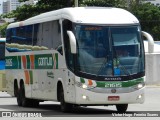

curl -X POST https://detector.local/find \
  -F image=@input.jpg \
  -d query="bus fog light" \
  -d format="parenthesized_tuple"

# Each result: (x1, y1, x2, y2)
(82, 95, 89, 100)
(137, 94, 142, 99)
(82, 95, 87, 99)
(137, 84, 143, 89)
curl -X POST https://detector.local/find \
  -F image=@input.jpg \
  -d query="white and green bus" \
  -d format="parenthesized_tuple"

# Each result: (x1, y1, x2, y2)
(5, 7, 152, 112)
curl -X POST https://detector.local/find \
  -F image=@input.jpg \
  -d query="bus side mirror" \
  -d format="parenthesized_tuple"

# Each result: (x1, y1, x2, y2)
(141, 31, 154, 53)
(67, 31, 77, 54)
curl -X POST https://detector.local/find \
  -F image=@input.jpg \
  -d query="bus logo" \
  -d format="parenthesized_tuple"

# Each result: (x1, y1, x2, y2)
(6, 59, 12, 66)
(38, 57, 52, 66)
(47, 71, 54, 79)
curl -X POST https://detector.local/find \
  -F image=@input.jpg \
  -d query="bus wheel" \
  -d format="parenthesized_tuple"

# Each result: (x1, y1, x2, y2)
(14, 81, 18, 97)
(17, 89, 22, 106)
(116, 104, 128, 113)
(60, 86, 73, 112)
(17, 84, 30, 107)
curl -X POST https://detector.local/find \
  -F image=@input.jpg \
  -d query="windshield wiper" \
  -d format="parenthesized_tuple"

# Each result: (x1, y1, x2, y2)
(96, 55, 110, 76)
(113, 47, 133, 79)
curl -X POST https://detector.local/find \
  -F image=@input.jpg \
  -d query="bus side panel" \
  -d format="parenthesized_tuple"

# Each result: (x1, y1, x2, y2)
(62, 69, 76, 103)
(0, 70, 6, 91)
(26, 51, 74, 102)
(6, 70, 14, 96)
(31, 69, 59, 100)
(6, 69, 32, 98)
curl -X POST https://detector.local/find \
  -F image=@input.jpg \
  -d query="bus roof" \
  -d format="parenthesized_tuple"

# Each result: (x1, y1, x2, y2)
(0, 38, 6, 42)
(7, 7, 139, 29)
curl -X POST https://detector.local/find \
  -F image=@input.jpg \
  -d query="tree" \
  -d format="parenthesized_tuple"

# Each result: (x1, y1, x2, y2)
(80, 0, 126, 7)
(1, 0, 126, 21)
(1, 0, 74, 21)
(2, 0, 160, 41)
(130, 3, 160, 41)
(0, 23, 9, 37)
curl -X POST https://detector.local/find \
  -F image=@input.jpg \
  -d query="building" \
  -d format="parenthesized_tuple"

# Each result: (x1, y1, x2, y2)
(2, 1, 10, 14)
(2, 0, 20, 14)
(2, 0, 38, 14)
(9, 0, 20, 11)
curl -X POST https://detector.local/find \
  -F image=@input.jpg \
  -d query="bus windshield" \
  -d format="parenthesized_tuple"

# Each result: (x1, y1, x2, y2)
(74, 25, 145, 78)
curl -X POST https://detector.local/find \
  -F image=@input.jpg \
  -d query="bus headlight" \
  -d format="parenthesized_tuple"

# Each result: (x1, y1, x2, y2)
(135, 83, 145, 90)
(137, 83, 143, 88)
(138, 94, 142, 99)
(82, 84, 88, 89)
(76, 81, 95, 90)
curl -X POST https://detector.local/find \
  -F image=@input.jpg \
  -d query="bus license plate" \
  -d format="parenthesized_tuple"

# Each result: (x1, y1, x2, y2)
(108, 96, 120, 101)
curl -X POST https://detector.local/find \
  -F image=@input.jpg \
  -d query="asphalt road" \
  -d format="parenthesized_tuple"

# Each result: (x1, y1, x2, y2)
(0, 86, 159, 119)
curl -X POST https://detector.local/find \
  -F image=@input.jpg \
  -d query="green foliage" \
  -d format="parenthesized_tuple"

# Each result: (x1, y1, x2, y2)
(2, 0, 125, 21)
(0, 23, 9, 37)
(1, 0, 74, 21)
(1, 5, 38, 21)
(130, 3, 160, 41)
(81, 0, 125, 7)
(36, 0, 74, 12)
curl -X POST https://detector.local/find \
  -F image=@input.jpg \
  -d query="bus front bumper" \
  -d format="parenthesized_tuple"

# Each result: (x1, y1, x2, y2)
(75, 86, 145, 105)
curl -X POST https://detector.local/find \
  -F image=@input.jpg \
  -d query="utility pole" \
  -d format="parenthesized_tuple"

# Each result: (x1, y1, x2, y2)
(127, 0, 130, 9)
(75, 0, 78, 7)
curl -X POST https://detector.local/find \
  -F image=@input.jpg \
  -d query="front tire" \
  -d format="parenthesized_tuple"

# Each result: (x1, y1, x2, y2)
(60, 86, 73, 112)
(116, 104, 128, 113)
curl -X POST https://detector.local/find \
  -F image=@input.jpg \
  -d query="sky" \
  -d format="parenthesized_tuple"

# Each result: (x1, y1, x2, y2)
(0, 0, 7, 14)
(0, 0, 4, 14)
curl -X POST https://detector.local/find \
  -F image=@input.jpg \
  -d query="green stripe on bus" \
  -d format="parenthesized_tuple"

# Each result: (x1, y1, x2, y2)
(6, 53, 59, 70)
(18, 56, 21, 69)
(26, 55, 30, 69)
(55, 53, 58, 69)
(96, 78, 144, 88)
(80, 77, 85, 83)
(5, 56, 19, 69)
(35, 54, 53, 69)
(29, 71, 33, 84)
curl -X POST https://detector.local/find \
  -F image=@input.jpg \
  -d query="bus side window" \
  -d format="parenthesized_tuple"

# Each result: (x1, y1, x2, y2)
(33, 24, 39, 46)
(9, 25, 33, 45)
(33, 21, 62, 51)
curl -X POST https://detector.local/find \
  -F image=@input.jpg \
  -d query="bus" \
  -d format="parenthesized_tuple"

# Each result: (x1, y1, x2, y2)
(5, 7, 152, 112)
(0, 38, 6, 91)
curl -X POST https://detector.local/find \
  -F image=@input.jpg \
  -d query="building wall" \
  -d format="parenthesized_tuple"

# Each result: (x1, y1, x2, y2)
(145, 53, 160, 85)
(9, 0, 20, 11)
(2, 1, 9, 14)
(2, 0, 20, 14)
